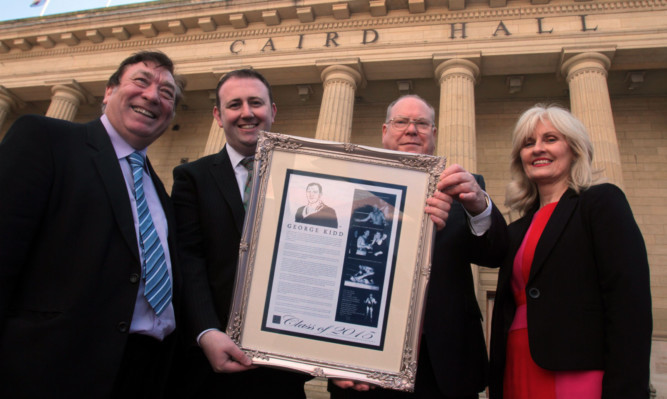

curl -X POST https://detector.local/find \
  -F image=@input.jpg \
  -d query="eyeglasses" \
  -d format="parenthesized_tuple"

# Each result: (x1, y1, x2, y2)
(387, 117, 434, 133)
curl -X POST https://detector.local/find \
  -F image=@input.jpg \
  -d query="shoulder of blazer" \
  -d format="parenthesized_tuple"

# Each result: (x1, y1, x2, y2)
(84, 119, 115, 150)
(175, 146, 245, 232)
(578, 183, 624, 205)
(174, 146, 230, 175)
(8, 114, 83, 143)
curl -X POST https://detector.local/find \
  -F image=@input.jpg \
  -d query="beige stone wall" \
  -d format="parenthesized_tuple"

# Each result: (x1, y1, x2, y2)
(149, 107, 211, 190)
(614, 96, 667, 336)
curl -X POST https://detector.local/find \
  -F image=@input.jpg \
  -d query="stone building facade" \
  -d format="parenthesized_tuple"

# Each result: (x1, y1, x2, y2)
(1, 0, 666, 395)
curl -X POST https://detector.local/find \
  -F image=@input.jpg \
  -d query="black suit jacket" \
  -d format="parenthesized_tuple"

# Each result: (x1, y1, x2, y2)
(171, 145, 308, 397)
(420, 175, 508, 396)
(489, 184, 652, 399)
(0, 115, 181, 398)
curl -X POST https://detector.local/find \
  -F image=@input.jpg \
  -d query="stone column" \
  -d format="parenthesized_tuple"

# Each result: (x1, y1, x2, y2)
(46, 84, 87, 121)
(315, 64, 362, 142)
(561, 52, 624, 189)
(203, 119, 226, 157)
(0, 89, 16, 131)
(434, 57, 481, 298)
(434, 58, 480, 172)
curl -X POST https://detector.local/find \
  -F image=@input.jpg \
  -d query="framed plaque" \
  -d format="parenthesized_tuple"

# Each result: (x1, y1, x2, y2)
(227, 132, 446, 391)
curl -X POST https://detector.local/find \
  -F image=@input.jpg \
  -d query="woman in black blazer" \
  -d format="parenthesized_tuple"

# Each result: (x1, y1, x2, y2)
(489, 104, 652, 399)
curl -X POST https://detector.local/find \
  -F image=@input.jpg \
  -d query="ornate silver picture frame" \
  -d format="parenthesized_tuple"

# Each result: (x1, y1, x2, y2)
(227, 132, 446, 391)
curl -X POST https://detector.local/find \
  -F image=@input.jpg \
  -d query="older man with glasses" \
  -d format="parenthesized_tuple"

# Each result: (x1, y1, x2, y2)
(329, 94, 508, 399)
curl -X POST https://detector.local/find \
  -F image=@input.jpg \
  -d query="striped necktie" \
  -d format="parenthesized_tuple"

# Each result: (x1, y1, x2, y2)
(128, 152, 172, 316)
(241, 157, 254, 211)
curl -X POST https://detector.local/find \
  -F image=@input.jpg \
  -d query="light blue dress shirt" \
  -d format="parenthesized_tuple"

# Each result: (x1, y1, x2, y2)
(101, 115, 176, 341)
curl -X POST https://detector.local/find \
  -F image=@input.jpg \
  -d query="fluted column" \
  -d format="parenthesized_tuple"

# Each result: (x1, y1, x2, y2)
(203, 119, 226, 156)
(561, 52, 624, 189)
(46, 84, 87, 121)
(434, 59, 480, 172)
(315, 65, 362, 142)
(434, 58, 481, 298)
(0, 89, 16, 131)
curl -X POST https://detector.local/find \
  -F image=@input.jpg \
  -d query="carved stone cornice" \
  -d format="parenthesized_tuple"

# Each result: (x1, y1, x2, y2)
(0, 0, 665, 60)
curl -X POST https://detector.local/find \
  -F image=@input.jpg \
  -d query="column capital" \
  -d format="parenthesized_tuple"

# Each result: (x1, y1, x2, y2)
(46, 81, 94, 121)
(561, 52, 612, 81)
(434, 57, 480, 85)
(316, 58, 365, 89)
(203, 119, 226, 157)
(48, 80, 95, 105)
(0, 86, 25, 111)
(315, 60, 361, 142)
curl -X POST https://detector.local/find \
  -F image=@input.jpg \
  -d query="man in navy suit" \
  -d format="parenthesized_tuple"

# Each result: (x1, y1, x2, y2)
(170, 69, 310, 397)
(329, 95, 508, 399)
(0, 51, 184, 398)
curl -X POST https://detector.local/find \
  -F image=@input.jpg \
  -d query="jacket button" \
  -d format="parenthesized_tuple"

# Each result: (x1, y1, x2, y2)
(528, 287, 540, 299)
(129, 273, 140, 284)
(117, 322, 128, 333)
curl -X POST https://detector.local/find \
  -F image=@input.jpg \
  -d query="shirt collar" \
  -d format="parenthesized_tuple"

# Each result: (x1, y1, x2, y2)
(101, 114, 147, 161)
(225, 143, 250, 169)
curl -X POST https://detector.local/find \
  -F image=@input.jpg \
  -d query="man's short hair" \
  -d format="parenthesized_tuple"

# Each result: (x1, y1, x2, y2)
(215, 69, 274, 110)
(307, 182, 323, 193)
(106, 51, 185, 106)
(385, 94, 436, 123)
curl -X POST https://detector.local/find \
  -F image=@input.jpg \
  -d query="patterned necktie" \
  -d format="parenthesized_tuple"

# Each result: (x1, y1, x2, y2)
(128, 152, 172, 316)
(241, 157, 254, 211)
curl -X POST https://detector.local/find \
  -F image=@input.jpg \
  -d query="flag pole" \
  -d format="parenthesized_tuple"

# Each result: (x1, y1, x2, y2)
(39, 0, 52, 17)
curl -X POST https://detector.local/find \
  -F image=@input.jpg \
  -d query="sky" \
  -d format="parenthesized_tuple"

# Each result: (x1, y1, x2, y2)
(1, 0, 159, 22)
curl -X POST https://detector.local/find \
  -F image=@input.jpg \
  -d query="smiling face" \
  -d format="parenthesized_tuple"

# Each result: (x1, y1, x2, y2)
(103, 61, 176, 150)
(382, 97, 436, 155)
(214, 76, 276, 157)
(520, 120, 575, 192)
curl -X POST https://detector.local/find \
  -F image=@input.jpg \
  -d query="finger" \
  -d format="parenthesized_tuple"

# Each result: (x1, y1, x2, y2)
(458, 191, 477, 202)
(440, 163, 464, 179)
(331, 379, 356, 389)
(430, 214, 446, 231)
(352, 383, 372, 391)
(429, 190, 453, 203)
(227, 346, 252, 367)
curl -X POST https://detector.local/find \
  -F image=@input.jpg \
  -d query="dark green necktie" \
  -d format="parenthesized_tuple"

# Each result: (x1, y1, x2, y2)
(241, 157, 254, 211)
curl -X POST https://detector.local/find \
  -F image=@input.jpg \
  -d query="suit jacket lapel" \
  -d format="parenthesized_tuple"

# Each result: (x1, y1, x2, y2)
(210, 146, 245, 234)
(528, 189, 578, 281)
(87, 119, 141, 263)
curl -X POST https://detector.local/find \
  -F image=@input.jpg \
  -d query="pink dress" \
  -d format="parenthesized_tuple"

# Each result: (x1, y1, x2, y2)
(504, 202, 604, 399)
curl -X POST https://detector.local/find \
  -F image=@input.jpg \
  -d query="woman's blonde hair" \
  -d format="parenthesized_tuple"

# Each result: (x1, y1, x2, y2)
(505, 104, 597, 215)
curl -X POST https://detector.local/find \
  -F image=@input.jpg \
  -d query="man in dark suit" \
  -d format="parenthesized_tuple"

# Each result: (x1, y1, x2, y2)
(0, 51, 184, 398)
(329, 95, 508, 398)
(170, 69, 310, 397)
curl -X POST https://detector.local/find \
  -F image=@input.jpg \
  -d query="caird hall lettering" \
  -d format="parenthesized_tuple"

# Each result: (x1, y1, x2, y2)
(228, 15, 598, 54)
